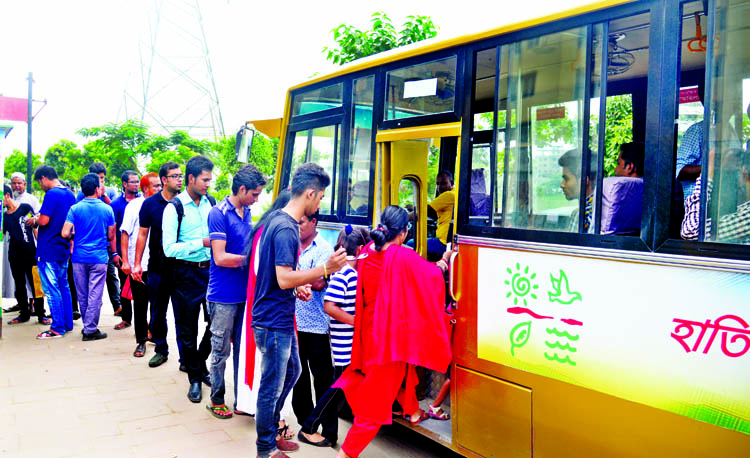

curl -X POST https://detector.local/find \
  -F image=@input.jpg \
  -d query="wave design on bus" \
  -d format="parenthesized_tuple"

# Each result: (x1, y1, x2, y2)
(545, 328, 580, 341)
(545, 341, 578, 352)
(543, 352, 577, 366)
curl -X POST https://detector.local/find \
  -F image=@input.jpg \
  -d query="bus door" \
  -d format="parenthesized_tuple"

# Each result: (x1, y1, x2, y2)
(376, 122, 460, 260)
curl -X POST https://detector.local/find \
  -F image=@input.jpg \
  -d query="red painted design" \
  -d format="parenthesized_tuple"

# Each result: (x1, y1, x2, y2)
(507, 307, 553, 320)
(561, 318, 583, 326)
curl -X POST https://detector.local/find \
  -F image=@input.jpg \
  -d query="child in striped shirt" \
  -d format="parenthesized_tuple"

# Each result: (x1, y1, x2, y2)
(298, 225, 370, 447)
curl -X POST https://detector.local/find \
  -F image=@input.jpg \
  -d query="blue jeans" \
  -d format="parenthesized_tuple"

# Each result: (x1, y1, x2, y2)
(37, 260, 74, 335)
(253, 326, 301, 457)
(208, 301, 245, 406)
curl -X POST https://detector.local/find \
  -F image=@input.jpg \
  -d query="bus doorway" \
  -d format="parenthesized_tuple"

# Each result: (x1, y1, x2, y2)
(378, 124, 459, 261)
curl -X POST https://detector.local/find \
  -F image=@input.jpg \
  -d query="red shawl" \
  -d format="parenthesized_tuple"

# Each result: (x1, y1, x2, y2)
(349, 242, 452, 373)
(243, 228, 263, 387)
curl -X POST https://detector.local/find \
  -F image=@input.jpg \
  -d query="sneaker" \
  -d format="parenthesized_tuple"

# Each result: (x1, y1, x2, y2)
(149, 353, 168, 368)
(276, 438, 299, 452)
(3, 304, 21, 313)
(82, 330, 108, 341)
(37, 329, 64, 339)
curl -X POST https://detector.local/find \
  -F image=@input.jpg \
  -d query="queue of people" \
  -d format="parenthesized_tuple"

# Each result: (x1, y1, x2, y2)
(2, 158, 454, 458)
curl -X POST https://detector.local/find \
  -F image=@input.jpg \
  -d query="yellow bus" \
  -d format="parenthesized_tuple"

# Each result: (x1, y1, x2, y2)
(244, 0, 750, 455)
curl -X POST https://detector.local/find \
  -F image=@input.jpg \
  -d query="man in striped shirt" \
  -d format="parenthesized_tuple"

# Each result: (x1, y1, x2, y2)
(298, 226, 369, 448)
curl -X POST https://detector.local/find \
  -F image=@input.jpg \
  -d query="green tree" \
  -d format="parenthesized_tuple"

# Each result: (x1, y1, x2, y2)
(325, 12, 438, 65)
(4, 149, 43, 192)
(44, 140, 88, 185)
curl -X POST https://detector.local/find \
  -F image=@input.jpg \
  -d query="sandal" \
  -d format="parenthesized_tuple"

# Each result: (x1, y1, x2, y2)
(114, 321, 131, 330)
(277, 421, 295, 440)
(233, 408, 254, 417)
(38, 317, 52, 325)
(133, 344, 146, 358)
(428, 405, 450, 420)
(8, 317, 30, 325)
(403, 409, 430, 426)
(206, 403, 233, 419)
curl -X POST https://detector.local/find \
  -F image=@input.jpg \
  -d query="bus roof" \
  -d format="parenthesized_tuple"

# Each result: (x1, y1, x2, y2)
(289, 0, 634, 93)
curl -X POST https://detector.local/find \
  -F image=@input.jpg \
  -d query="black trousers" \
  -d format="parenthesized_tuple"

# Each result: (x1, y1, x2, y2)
(300, 364, 347, 443)
(173, 263, 211, 384)
(131, 272, 149, 344)
(67, 260, 78, 313)
(8, 252, 45, 320)
(117, 268, 133, 323)
(292, 331, 336, 439)
(105, 257, 122, 312)
(148, 268, 182, 358)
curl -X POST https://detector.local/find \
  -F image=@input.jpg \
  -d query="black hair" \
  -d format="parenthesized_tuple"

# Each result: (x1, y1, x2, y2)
(88, 162, 107, 175)
(558, 149, 596, 181)
(290, 163, 330, 197)
(301, 210, 320, 225)
(437, 170, 454, 183)
(370, 205, 409, 251)
(159, 161, 181, 183)
(3, 185, 12, 197)
(619, 142, 645, 177)
(33, 165, 58, 181)
(232, 164, 267, 195)
(243, 189, 292, 262)
(81, 173, 100, 197)
(185, 155, 214, 183)
(121, 170, 138, 184)
(335, 226, 372, 256)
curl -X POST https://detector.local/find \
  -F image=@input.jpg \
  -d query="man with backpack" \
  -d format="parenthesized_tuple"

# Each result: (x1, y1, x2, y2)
(162, 155, 215, 403)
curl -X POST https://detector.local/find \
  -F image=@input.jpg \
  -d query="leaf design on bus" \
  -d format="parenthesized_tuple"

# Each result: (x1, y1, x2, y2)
(510, 321, 532, 356)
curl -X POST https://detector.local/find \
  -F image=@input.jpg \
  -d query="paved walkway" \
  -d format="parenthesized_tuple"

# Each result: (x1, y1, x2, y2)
(0, 297, 456, 458)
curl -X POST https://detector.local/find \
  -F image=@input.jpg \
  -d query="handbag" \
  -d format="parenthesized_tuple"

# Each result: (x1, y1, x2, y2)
(121, 275, 133, 300)
(31, 266, 45, 298)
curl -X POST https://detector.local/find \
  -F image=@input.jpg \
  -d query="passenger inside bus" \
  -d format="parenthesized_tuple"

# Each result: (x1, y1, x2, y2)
(675, 81, 706, 202)
(558, 149, 595, 233)
(407, 170, 455, 258)
(600, 142, 645, 235)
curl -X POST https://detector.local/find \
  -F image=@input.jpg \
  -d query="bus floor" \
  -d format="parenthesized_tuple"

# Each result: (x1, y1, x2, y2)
(0, 296, 459, 457)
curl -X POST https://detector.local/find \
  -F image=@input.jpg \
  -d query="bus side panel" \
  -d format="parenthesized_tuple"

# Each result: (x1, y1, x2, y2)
(453, 242, 750, 458)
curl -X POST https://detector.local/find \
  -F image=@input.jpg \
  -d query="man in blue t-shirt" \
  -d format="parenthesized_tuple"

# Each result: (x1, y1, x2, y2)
(76, 162, 123, 318)
(252, 163, 346, 458)
(29, 165, 77, 339)
(63, 173, 117, 341)
(205, 164, 266, 419)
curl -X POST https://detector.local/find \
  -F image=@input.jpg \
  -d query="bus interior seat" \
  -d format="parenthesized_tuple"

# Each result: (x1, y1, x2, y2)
(601, 176, 644, 235)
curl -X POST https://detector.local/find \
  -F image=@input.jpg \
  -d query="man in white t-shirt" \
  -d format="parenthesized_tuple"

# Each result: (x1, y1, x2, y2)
(120, 173, 162, 358)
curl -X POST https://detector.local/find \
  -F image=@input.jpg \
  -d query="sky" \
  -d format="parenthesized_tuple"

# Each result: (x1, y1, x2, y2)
(0, 0, 593, 159)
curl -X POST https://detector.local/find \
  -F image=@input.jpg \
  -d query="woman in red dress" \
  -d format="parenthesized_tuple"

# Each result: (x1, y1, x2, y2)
(334, 205, 452, 458)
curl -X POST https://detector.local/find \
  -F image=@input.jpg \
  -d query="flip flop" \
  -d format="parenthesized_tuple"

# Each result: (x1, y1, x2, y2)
(233, 408, 254, 417)
(8, 317, 30, 325)
(428, 405, 450, 420)
(206, 403, 233, 419)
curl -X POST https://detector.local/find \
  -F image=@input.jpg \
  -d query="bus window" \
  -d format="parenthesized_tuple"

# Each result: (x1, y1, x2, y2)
(398, 178, 419, 246)
(684, 0, 750, 244)
(292, 83, 343, 117)
(347, 76, 374, 217)
(385, 56, 457, 120)
(501, 26, 590, 232)
(290, 124, 342, 215)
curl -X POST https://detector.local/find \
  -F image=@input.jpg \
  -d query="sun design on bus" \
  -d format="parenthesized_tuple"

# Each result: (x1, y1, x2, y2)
(505, 263, 539, 306)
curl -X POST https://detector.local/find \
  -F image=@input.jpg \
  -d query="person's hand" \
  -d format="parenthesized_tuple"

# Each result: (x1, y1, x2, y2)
(121, 260, 132, 275)
(708, 148, 716, 180)
(24, 216, 36, 227)
(325, 247, 347, 274)
(203, 237, 210, 247)
(113, 253, 122, 268)
(296, 285, 312, 301)
(132, 263, 143, 283)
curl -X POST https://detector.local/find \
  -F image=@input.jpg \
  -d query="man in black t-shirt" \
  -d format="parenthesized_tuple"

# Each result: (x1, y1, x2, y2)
(133, 161, 185, 368)
(253, 163, 346, 458)
(3, 185, 46, 323)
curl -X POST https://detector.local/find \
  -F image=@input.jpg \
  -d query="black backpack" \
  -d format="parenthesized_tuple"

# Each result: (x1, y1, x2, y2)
(168, 194, 217, 243)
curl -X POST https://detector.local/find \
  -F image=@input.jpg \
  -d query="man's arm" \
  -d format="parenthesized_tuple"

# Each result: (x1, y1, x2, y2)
(276, 247, 346, 290)
(26, 213, 50, 227)
(108, 225, 116, 253)
(121, 230, 132, 275)
(62, 221, 74, 239)
(677, 165, 702, 181)
(162, 203, 206, 259)
(132, 227, 149, 282)
(210, 239, 246, 267)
